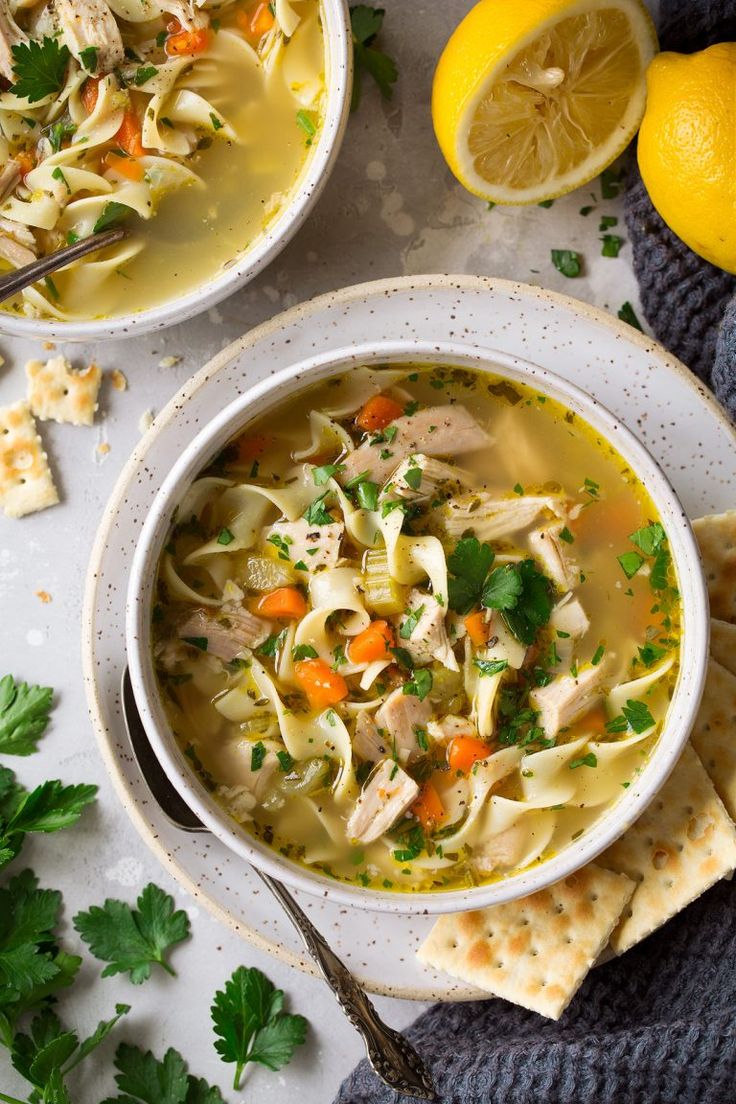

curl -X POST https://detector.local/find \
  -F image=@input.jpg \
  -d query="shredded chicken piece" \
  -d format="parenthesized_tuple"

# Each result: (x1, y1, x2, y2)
(0, 162, 20, 204)
(53, 0, 124, 73)
(427, 714, 476, 742)
(385, 453, 475, 503)
(528, 523, 580, 590)
(530, 664, 605, 737)
(346, 758, 419, 844)
(0, 1, 25, 80)
(375, 686, 432, 762)
(341, 405, 490, 485)
(178, 604, 271, 661)
(0, 233, 35, 267)
(397, 589, 458, 672)
(265, 517, 343, 572)
(442, 493, 567, 541)
(472, 823, 528, 875)
(352, 710, 389, 762)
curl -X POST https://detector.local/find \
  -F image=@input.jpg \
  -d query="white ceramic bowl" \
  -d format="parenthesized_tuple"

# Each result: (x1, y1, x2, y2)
(1, 0, 352, 343)
(126, 339, 709, 915)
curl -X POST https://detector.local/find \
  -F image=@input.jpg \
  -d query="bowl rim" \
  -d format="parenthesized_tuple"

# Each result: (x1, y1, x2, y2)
(0, 0, 353, 342)
(126, 337, 709, 915)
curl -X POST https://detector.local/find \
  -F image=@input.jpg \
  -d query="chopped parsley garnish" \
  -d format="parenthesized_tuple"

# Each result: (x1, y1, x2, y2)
(392, 824, 425, 863)
(257, 629, 287, 658)
(134, 64, 158, 85)
(583, 477, 600, 498)
(267, 533, 291, 560)
(332, 644, 346, 667)
(404, 467, 422, 491)
(356, 479, 379, 510)
(52, 166, 70, 193)
(93, 201, 134, 233)
(569, 752, 597, 769)
(390, 645, 414, 670)
(606, 698, 656, 735)
(182, 636, 208, 652)
(350, 4, 398, 111)
(79, 45, 98, 71)
(551, 249, 582, 278)
(400, 604, 424, 640)
(558, 526, 574, 544)
(217, 527, 234, 545)
(404, 400, 419, 416)
(251, 742, 267, 770)
(473, 658, 508, 677)
(292, 644, 318, 661)
(295, 108, 316, 138)
(591, 644, 606, 665)
(49, 120, 76, 152)
(601, 235, 623, 258)
(538, 199, 554, 208)
(482, 564, 523, 610)
(44, 275, 59, 301)
(638, 642, 667, 668)
(414, 725, 429, 751)
(629, 523, 665, 555)
(313, 462, 344, 485)
(446, 536, 495, 615)
(303, 493, 333, 525)
(294, 559, 308, 571)
(618, 551, 644, 579)
(600, 166, 623, 199)
(513, 483, 524, 495)
(277, 750, 294, 772)
(650, 546, 671, 590)
(495, 560, 553, 645)
(618, 301, 643, 331)
(402, 668, 432, 701)
(10, 36, 70, 102)
(599, 215, 618, 230)
(579, 205, 594, 216)
(210, 111, 224, 130)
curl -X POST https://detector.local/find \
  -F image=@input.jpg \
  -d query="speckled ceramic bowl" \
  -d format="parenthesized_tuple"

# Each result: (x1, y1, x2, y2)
(0, 0, 352, 342)
(126, 336, 709, 915)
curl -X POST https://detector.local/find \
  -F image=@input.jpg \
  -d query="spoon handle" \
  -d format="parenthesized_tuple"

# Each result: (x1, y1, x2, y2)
(0, 228, 127, 301)
(258, 870, 437, 1101)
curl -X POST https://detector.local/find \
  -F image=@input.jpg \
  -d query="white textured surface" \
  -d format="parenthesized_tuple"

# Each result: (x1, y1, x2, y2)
(0, 1, 673, 1099)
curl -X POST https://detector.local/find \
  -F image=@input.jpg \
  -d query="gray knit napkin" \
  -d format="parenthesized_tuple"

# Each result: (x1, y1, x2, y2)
(334, 4, 736, 1102)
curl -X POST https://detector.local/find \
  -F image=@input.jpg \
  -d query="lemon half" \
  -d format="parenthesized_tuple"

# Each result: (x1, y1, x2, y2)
(432, 0, 658, 204)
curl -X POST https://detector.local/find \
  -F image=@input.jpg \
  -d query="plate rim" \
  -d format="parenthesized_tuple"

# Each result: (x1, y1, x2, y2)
(81, 272, 735, 1002)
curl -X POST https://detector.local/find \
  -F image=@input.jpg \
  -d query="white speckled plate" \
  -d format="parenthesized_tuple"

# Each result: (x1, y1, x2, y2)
(82, 274, 736, 1002)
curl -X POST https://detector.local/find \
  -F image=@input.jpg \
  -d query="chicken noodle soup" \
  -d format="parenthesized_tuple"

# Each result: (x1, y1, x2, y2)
(152, 364, 682, 893)
(0, 0, 324, 320)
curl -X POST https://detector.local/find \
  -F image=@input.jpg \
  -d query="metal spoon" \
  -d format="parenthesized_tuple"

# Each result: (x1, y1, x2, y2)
(121, 668, 437, 1101)
(0, 228, 128, 301)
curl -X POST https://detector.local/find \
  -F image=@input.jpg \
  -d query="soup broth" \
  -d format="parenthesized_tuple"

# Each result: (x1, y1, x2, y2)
(0, 0, 325, 321)
(152, 364, 682, 894)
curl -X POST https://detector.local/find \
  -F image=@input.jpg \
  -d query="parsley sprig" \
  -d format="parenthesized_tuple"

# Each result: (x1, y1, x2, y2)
(0, 767, 97, 872)
(211, 965, 308, 1090)
(103, 1042, 226, 1103)
(73, 883, 190, 984)
(10, 37, 70, 103)
(0, 676, 52, 757)
(349, 5, 398, 111)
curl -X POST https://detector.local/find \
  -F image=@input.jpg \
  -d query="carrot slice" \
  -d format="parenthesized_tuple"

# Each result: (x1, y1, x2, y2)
(348, 620, 395, 664)
(411, 782, 444, 831)
(355, 394, 404, 433)
(294, 658, 349, 710)
(14, 150, 35, 177)
(81, 77, 100, 114)
(104, 151, 144, 181)
(165, 20, 211, 56)
(257, 587, 307, 619)
(447, 735, 493, 774)
(115, 110, 145, 157)
(237, 1, 275, 44)
(464, 610, 490, 647)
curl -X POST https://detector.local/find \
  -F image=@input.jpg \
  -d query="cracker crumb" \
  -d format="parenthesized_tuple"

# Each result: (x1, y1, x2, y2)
(35, 590, 52, 604)
(43, 341, 56, 351)
(110, 369, 128, 392)
(96, 442, 111, 456)
(139, 409, 154, 434)
(158, 355, 181, 369)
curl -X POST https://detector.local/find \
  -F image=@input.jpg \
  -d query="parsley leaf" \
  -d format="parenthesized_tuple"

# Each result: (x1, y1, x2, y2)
(356, 480, 379, 510)
(134, 64, 158, 85)
(0, 775, 97, 872)
(211, 965, 307, 1090)
(473, 658, 508, 677)
(629, 523, 665, 556)
(650, 546, 671, 591)
(399, 604, 424, 640)
(601, 233, 623, 257)
(447, 537, 494, 614)
(10, 37, 70, 103)
(498, 560, 553, 645)
(79, 45, 98, 72)
(551, 249, 582, 277)
(303, 493, 333, 526)
(93, 201, 134, 234)
(481, 564, 523, 611)
(569, 752, 597, 769)
(0, 675, 52, 756)
(402, 668, 432, 701)
(105, 1042, 226, 1103)
(250, 742, 266, 771)
(350, 4, 397, 111)
(617, 550, 643, 579)
(638, 643, 667, 668)
(312, 463, 343, 485)
(618, 301, 643, 331)
(291, 644, 318, 661)
(73, 883, 190, 984)
(606, 698, 656, 735)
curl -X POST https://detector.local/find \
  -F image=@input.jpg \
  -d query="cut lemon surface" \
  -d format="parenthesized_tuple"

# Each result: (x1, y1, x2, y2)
(432, 0, 658, 204)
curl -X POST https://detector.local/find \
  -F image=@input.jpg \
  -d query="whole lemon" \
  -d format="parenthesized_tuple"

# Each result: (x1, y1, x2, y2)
(638, 43, 736, 273)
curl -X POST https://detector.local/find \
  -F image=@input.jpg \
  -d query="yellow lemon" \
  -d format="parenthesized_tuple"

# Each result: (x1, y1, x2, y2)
(638, 44, 736, 273)
(432, 0, 657, 204)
